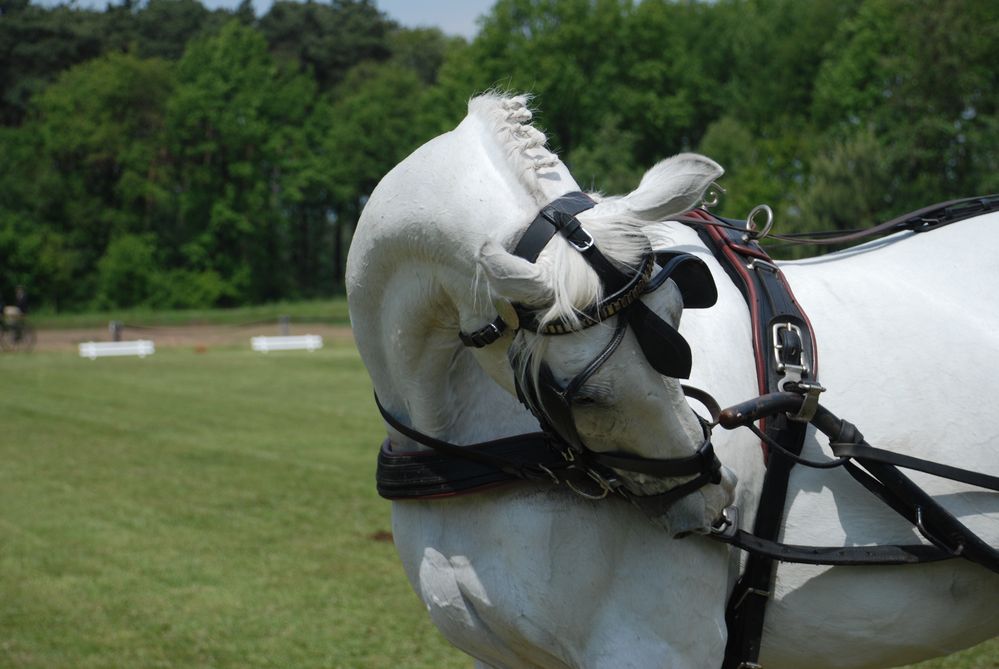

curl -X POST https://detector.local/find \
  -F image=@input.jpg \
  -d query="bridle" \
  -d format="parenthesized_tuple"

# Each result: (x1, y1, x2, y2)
(459, 191, 724, 505)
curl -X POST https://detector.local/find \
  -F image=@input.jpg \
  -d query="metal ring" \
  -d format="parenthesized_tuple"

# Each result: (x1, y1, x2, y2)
(564, 467, 614, 500)
(745, 204, 774, 240)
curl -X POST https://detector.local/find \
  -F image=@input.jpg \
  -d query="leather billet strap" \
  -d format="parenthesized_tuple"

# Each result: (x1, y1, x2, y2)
(374, 392, 557, 481)
(713, 525, 952, 566)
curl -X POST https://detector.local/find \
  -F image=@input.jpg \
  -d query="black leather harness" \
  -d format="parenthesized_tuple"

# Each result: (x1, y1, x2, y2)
(681, 204, 999, 669)
(372, 193, 999, 669)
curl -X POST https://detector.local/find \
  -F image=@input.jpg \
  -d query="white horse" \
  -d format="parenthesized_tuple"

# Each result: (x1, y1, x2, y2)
(346, 94, 999, 668)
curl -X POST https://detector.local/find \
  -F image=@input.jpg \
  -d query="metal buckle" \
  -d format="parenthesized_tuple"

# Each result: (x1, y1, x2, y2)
(568, 228, 594, 252)
(733, 587, 772, 611)
(747, 258, 779, 272)
(772, 322, 808, 388)
(536, 463, 562, 486)
(472, 322, 501, 347)
(565, 466, 619, 500)
(915, 506, 964, 556)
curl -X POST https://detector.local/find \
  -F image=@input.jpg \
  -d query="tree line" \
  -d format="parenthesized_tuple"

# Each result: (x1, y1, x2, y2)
(1, 0, 996, 312)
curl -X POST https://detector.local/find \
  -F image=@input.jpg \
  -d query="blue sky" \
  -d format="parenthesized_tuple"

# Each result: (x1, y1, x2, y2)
(36, 0, 497, 39)
(360, 0, 495, 38)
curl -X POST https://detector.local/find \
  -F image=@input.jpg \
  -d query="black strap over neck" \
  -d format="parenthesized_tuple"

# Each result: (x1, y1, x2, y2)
(460, 191, 621, 348)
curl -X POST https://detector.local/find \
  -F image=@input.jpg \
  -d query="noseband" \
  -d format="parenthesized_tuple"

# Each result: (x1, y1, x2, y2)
(460, 192, 722, 503)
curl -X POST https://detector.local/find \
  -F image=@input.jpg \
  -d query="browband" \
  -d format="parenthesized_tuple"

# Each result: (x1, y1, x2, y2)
(517, 254, 656, 334)
(459, 192, 717, 351)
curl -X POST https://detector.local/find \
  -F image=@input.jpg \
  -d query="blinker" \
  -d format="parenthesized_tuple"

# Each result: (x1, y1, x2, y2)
(651, 251, 717, 310)
(627, 301, 693, 379)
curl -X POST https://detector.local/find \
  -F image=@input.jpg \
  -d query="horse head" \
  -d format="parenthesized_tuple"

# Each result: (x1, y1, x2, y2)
(474, 152, 737, 536)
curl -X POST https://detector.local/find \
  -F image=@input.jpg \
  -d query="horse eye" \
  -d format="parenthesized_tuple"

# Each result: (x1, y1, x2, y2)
(572, 394, 599, 407)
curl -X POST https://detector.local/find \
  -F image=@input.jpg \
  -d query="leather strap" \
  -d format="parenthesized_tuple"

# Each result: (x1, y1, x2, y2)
(685, 208, 818, 669)
(375, 393, 561, 481)
(831, 442, 999, 491)
(768, 193, 999, 245)
(513, 191, 598, 261)
(715, 527, 952, 566)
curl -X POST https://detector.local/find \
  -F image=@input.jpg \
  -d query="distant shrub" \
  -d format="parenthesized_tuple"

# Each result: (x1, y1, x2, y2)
(95, 234, 158, 309)
(150, 269, 234, 309)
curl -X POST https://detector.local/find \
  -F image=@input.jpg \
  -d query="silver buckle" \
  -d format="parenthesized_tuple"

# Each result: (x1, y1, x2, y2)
(734, 587, 772, 611)
(568, 228, 594, 252)
(772, 322, 808, 389)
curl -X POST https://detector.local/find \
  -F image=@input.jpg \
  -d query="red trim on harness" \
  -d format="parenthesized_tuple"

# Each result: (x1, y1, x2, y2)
(684, 209, 819, 461)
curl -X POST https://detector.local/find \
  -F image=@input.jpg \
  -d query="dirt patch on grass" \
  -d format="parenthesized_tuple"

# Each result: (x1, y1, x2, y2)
(35, 323, 354, 353)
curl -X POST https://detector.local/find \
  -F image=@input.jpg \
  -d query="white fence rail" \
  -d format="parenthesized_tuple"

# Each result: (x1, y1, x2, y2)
(251, 334, 323, 353)
(79, 340, 155, 360)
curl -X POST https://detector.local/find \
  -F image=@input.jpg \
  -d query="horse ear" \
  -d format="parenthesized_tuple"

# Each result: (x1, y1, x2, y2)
(477, 241, 554, 307)
(619, 153, 723, 221)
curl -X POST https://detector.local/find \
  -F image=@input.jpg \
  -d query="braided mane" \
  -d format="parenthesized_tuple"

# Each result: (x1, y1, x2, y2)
(468, 93, 651, 330)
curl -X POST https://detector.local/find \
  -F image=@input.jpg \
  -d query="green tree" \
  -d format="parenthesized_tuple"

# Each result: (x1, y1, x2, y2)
(0, 1, 112, 125)
(167, 20, 319, 303)
(258, 0, 396, 92)
(794, 127, 892, 236)
(1, 52, 175, 308)
(813, 0, 999, 212)
(317, 61, 441, 281)
(95, 233, 158, 308)
(132, 0, 229, 60)
(430, 0, 631, 156)
(388, 27, 460, 85)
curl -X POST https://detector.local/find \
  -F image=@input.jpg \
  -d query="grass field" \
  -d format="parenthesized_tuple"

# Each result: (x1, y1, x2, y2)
(28, 298, 350, 330)
(1, 339, 996, 668)
(1, 341, 466, 668)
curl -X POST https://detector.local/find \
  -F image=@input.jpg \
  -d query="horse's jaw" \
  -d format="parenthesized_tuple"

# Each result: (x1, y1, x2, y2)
(654, 465, 737, 538)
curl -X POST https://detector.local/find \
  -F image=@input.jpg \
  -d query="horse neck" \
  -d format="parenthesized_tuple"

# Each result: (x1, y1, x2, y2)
(347, 106, 587, 446)
(348, 235, 537, 447)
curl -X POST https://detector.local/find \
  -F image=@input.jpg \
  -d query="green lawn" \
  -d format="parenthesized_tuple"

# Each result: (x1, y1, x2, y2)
(28, 298, 350, 330)
(0, 342, 995, 668)
(1, 342, 465, 668)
